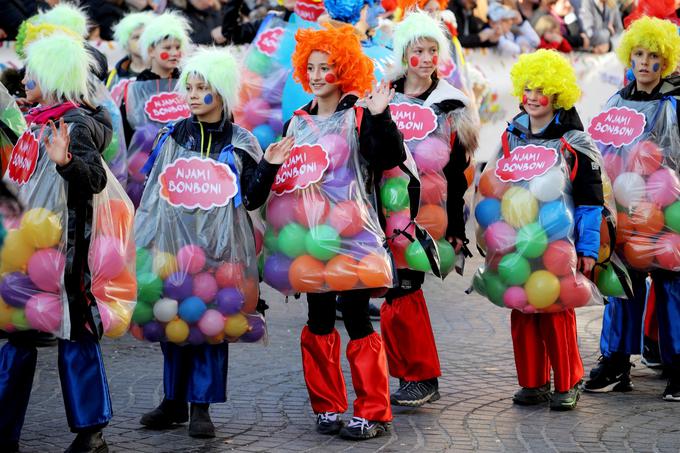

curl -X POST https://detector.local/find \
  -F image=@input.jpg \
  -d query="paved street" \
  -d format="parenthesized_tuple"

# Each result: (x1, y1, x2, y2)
(8, 254, 680, 452)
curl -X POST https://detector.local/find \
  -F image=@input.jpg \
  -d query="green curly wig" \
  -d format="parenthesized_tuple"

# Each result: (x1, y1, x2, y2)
(617, 16, 680, 78)
(14, 15, 40, 60)
(113, 11, 155, 50)
(139, 11, 191, 63)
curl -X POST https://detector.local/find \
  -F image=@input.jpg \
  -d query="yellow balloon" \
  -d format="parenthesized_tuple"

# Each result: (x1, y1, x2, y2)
(224, 313, 249, 338)
(1, 229, 35, 272)
(103, 302, 132, 338)
(598, 243, 611, 263)
(153, 252, 178, 280)
(165, 318, 189, 343)
(0, 300, 12, 329)
(20, 208, 62, 248)
(501, 187, 538, 228)
(525, 270, 560, 309)
(602, 177, 612, 200)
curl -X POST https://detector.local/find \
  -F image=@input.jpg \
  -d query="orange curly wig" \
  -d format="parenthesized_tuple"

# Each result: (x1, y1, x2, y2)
(394, 0, 447, 20)
(292, 24, 374, 95)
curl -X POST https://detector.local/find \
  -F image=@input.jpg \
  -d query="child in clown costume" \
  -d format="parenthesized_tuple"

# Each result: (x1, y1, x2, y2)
(584, 17, 680, 400)
(107, 12, 155, 91)
(135, 47, 293, 438)
(380, 10, 478, 407)
(0, 33, 113, 453)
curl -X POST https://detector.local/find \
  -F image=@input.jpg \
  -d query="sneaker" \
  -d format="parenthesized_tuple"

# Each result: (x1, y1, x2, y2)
(64, 430, 108, 453)
(189, 403, 215, 438)
(391, 379, 440, 407)
(584, 355, 633, 393)
(339, 417, 390, 440)
(368, 302, 381, 321)
(550, 384, 581, 411)
(512, 383, 551, 405)
(663, 375, 680, 401)
(140, 399, 189, 429)
(316, 411, 343, 435)
(641, 337, 663, 369)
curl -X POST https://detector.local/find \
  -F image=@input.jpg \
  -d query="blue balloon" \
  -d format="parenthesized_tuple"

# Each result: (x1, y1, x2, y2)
(252, 124, 277, 149)
(178, 296, 207, 323)
(282, 71, 313, 123)
(475, 198, 501, 228)
(539, 200, 574, 240)
(362, 41, 393, 82)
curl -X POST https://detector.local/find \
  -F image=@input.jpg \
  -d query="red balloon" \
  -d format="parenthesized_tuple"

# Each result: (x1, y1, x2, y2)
(623, 234, 655, 270)
(559, 273, 592, 309)
(293, 191, 330, 228)
(479, 170, 509, 199)
(216, 262, 245, 288)
(656, 233, 680, 270)
(421, 173, 446, 204)
(329, 201, 364, 237)
(626, 140, 663, 175)
(543, 240, 577, 276)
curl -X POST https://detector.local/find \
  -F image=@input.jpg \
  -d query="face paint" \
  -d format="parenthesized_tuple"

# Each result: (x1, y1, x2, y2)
(409, 56, 419, 67)
(652, 63, 660, 73)
(26, 80, 36, 90)
(324, 73, 337, 84)
(631, 60, 636, 69)
(539, 95, 549, 106)
(522, 94, 528, 105)
(432, 55, 438, 66)
(160, 52, 170, 60)
(203, 94, 213, 105)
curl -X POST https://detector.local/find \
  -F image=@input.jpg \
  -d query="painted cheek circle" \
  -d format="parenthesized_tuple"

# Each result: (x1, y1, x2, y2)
(409, 56, 419, 67)
(631, 60, 636, 69)
(652, 63, 660, 73)
(203, 94, 213, 105)
(324, 73, 337, 84)
(539, 95, 549, 106)
(26, 80, 36, 90)
(522, 94, 528, 105)
(160, 52, 170, 60)
(432, 55, 438, 66)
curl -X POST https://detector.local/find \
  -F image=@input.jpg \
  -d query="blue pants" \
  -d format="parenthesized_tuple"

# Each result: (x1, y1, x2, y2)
(0, 337, 112, 443)
(161, 342, 229, 404)
(599, 270, 647, 357)
(652, 273, 680, 365)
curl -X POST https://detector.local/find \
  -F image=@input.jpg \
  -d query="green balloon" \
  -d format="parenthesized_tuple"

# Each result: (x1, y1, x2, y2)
(380, 177, 410, 212)
(246, 50, 272, 75)
(515, 223, 548, 258)
(483, 272, 507, 307)
(405, 241, 432, 272)
(258, 253, 264, 279)
(437, 239, 455, 274)
(11, 309, 29, 330)
(131, 301, 154, 325)
(472, 271, 487, 297)
(278, 223, 308, 258)
(665, 201, 680, 233)
(102, 133, 119, 162)
(264, 228, 278, 253)
(596, 264, 624, 297)
(498, 253, 531, 285)
(137, 272, 163, 304)
(136, 248, 152, 273)
(305, 225, 341, 261)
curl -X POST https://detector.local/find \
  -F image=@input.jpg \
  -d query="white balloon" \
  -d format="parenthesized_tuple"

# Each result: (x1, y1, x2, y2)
(529, 167, 565, 202)
(613, 172, 646, 208)
(153, 298, 178, 323)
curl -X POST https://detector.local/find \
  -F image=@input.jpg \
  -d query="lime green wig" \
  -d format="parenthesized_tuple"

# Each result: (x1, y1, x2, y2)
(617, 16, 680, 78)
(178, 47, 240, 114)
(113, 11, 155, 50)
(139, 11, 191, 63)
(15, 15, 41, 59)
(37, 2, 89, 37)
(510, 49, 580, 111)
(17, 22, 82, 60)
(25, 32, 94, 103)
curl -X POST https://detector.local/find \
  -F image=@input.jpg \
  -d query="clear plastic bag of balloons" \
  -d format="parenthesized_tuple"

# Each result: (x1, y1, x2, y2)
(132, 125, 265, 345)
(90, 78, 128, 187)
(124, 78, 190, 207)
(472, 130, 604, 313)
(0, 82, 27, 174)
(0, 122, 135, 339)
(590, 96, 680, 272)
(262, 108, 394, 294)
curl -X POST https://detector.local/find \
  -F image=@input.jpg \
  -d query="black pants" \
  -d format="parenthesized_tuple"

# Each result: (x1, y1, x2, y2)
(307, 290, 374, 340)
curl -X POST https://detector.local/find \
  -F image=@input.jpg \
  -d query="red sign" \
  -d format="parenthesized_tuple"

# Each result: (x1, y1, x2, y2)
(389, 103, 438, 142)
(159, 157, 238, 209)
(110, 79, 130, 106)
(588, 106, 646, 147)
(8, 130, 39, 185)
(255, 27, 284, 56)
(438, 58, 457, 79)
(494, 145, 558, 182)
(294, 0, 325, 21)
(145, 92, 191, 123)
(272, 144, 330, 195)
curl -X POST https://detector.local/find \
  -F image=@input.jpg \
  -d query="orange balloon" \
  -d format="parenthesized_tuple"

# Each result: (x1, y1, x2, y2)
(630, 202, 664, 236)
(478, 170, 509, 199)
(357, 253, 392, 288)
(240, 277, 260, 313)
(623, 234, 655, 270)
(464, 164, 475, 188)
(289, 255, 325, 292)
(96, 199, 134, 239)
(599, 217, 610, 247)
(616, 212, 634, 246)
(92, 268, 137, 303)
(325, 255, 359, 291)
(416, 204, 447, 240)
(240, 71, 263, 100)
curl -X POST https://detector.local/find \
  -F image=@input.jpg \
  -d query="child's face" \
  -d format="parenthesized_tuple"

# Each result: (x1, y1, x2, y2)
(128, 26, 144, 58)
(423, 0, 441, 16)
(150, 38, 182, 71)
(22, 73, 43, 104)
(630, 46, 665, 87)
(522, 87, 554, 118)
(306, 51, 340, 98)
(405, 38, 439, 80)
(185, 74, 222, 118)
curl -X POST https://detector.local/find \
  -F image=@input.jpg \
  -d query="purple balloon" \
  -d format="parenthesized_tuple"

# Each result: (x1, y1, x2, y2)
(263, 253, 292, 292)
(143, 321, 165, 342)
(267, 116, 283, 135)
(343, 230, 381, 260)
(322, 167, 353, 201)
(129, 123, 158, 155)
(215, 288, 244, 316)
(1, 273, 40, 308)
(127, 181, 144, 208)
(163, 272, 193, 301)
(187, 326, 205, 345)
(240, 316, 266, 343)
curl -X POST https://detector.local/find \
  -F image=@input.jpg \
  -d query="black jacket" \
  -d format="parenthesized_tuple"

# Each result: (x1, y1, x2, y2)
(618, 78, 680, 131)
(451, 2, 496, 48)
(0, 0, 39, 40)
(168, 2, 226, 45)
(221, 0, 293, 45)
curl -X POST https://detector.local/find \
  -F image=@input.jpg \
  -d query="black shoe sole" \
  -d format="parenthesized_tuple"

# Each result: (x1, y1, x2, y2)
(316, 421, 344, 435)
(140, 417, 188, 430)
(339, 422, 391, 440)
(188, 429, 216, 438)
(512, 395, 551, 406)
(583, 380, 633, 393)
(391, 390, 440, 407)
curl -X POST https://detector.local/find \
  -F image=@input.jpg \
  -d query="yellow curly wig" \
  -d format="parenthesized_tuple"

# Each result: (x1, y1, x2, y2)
(292, 24, 374, 95)
(510, 49, 580, 111)
(617, 16, 680, 78)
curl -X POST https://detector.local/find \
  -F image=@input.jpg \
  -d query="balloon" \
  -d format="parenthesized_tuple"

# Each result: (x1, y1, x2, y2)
(278, 223, 308, 258)
(483, 222, 516, 255)
(246, 49, 272, 75)
(623, 234, 655, 269)
(264, 228, 279, 253)
(627, 140, 663, 175)
(242, 98, 270, 125)
(436, 239, 455, 275)
(96, 198, 133, 238)
(656, 233, 680, 270)
(101, 302, 130, 338)
(20, 208, 62, 248)
(345, 230, 382, 261)
(464, 165, 474, 187)
(405, 241, 432, 272)
(179, 296, 207, 323)
(630, 201, 664, 236)
(240, 316, 266, 343)
(239, 71, 263, 100)
(25, 293, 62, 332)
(90, 236, 126, 280)
(385, 209, 412, 238)
(357, 253, 392, 287)
(187, 326, 205, 345)
(472, 272, 487, 296)
(305, 225, 341, 261)
(166, 319, 190, 343)
(102, 132, 119, 162)
(543, 240, 577, 276)
(143, 321, 165, 341)
(602, 152, 623, 182)
(329, 201, 364, 237)
(193, 272, 218, 303)
(501, 187, 538, 228)
(412, 137, 449, 173)
(176, 244, 206, 275)
(529, 167, 564, 202)
(215, 288, 244, 315)
(538, 201, 573, 240)
(240, 278, 259, 313)
(646, 167, 680, 207)
(263, 253, 293, 292)
(482, 272, 506, 307)
(613, 172, 646, 208)
(503, 286, 528, 310)
(0, 302, 12, 329)
(559, 273, 592, 309)
(616, 211, 634, 245)
(198, 309, 225, 337)
(137, 272, 163, 304)
(132, 301, 154, 325)
(128, 151, 149, 183)
(252, 124, 277, 149)
(294, 191, 330, 228)
(153, 252, 178, 280)
(475, 198, 501, 229)
(27, 248, 65, 292)
(479, 170, 510, 199)
(163, 272, 193, 301)
(525, 270, 560, 309)
(421, 173, 447, 204)
(498, 253, 530, 285)
(94, 269, 136, 304)
(665, 201, 680, 233)
(215, 262, 245, 288)
(0, 273, 39, 308)
(416, 204, 447, 240)
(596, 263, 624, 297)
(318, 134, 350, 170)
(324, 255, 359, 291)
(266, 192, 299, 230)
(153, 297, 178, 323)
(0, 229, 34, 272)
(254, 228, 264, 256)
(11, 309, 29, 330)
(289, 255, 325, 292)
(224, 313, 249, 338)
(322, 167, 353, 200)
(515, 223, 548, 259)
(136, 248, 152, 274)
(381, 178, 409, 212)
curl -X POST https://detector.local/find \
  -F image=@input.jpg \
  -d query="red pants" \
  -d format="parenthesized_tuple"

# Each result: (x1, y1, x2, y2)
(511, 309, 583, 392)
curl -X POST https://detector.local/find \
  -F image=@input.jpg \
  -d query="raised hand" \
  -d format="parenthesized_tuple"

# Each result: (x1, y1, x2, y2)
(364, 80, 396, 116)
(43, 117, 71, 167)
(264, 135, 295, 165)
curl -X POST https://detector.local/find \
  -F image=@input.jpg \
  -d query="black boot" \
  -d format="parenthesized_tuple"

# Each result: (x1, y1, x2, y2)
(339, 417, 391, 440)
(512, 383, 551, 405)
(64, 430, 108, 453)
(188, 403, 215, 438)
(584, 354, 633, 392)
(140, 399, 188, 429)
(390, 378, 440, 407)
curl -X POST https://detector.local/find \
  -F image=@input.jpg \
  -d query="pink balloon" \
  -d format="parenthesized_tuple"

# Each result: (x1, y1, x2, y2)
(254, 229, 263, 255)
(421, 173, 446, 204)
(90, 236, 126, 280)
(657, 233, 680, 270)
(98, 302, 112, 333)
(177, 244, 206, 275)
(197, 309, 224, 336)
(25, 293, 62, 333)
(193, 272, 218, 303)
(383, 167, 405, 178)
(602, 153, 623, 182)
(128, 151, 149, 183)
(318, 134, 350, 170)
(28, 248, 65, 293)
(646, 167, 680, 207)
(483, 221, 516, 255)
(385, 210, 413, 241)
(503, 286, 528, 310)
(266, 192, 298, 230)
(559, 273, 592, 309)
(412, 137, 450, 173)
(242, 98, 270, 125)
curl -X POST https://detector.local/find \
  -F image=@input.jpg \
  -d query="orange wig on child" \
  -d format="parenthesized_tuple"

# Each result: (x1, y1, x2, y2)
(394, 0, 447, 20)
(292, 24, 374, 95)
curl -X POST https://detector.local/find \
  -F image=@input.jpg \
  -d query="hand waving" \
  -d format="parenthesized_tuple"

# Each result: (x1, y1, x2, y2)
(364, 80, 395, 116)
(264, 135, 295, 165)
(44, 118, 71, 167)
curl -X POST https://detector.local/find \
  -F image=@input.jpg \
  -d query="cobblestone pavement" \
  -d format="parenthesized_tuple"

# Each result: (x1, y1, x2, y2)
(8, 255, 680, 452)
